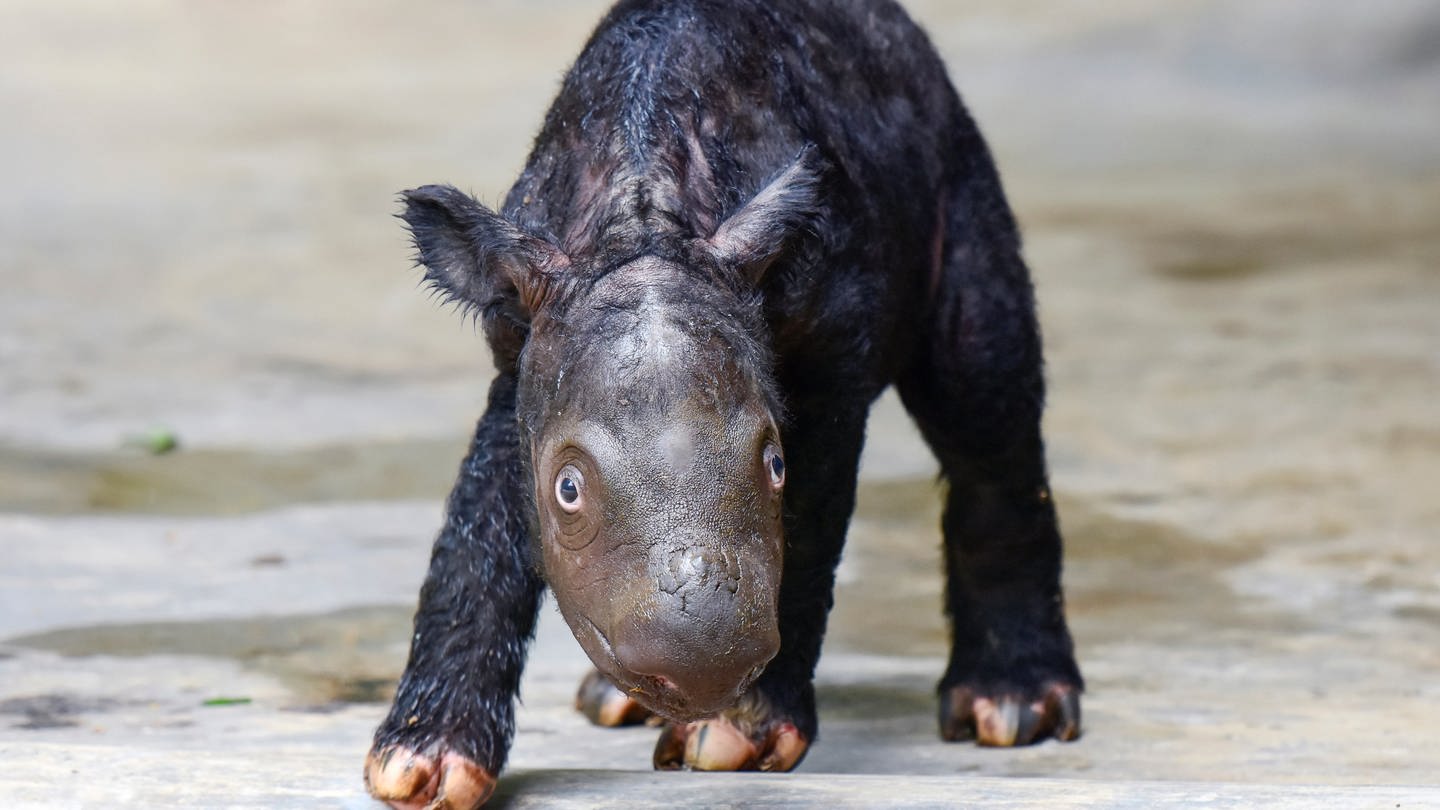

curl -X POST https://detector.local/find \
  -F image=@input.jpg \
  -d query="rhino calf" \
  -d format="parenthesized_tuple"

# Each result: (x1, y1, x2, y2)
(366, 0, 1082, 806)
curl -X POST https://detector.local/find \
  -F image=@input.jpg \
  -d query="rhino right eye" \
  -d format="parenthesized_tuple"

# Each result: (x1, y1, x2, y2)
(555, 465, 584, 512)
(763, 443, 785, 489)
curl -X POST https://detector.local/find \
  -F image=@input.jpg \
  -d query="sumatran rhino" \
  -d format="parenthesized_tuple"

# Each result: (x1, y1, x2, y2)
(365, 0, 1083, 806)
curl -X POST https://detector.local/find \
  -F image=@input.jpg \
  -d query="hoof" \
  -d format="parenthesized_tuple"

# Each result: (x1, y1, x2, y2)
(364, 745, 496, 810)
(939, 681, 1081, 746)
(654, 714, 809, 772)
(575, 668, 657, 727)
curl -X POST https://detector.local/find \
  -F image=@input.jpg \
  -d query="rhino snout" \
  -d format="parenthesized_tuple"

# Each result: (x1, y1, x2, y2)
(611, 604, 780, 718)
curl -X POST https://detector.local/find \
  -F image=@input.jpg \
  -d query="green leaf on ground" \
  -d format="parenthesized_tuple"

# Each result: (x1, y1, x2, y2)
(123, 428, 180, 455)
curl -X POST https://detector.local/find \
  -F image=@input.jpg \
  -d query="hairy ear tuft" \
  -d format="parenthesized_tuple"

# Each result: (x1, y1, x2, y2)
(705, 146, 828, 285)
(399, 185, 566, 318)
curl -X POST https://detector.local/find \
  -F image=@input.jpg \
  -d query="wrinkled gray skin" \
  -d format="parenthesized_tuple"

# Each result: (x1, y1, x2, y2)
(517, 257, 786, 721)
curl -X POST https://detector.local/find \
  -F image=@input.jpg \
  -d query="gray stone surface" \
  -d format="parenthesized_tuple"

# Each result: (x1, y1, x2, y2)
(2, 0, 1438, 807)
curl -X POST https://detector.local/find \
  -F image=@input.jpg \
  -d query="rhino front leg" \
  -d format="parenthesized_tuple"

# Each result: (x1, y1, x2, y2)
(366, 374, 544, 810)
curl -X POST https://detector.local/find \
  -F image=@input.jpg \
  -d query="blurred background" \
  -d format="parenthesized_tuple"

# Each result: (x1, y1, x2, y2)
(1, 0, 1437, 804)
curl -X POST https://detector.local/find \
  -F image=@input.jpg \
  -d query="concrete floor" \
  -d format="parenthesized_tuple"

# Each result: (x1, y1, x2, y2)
(2, 0, 1439, 807)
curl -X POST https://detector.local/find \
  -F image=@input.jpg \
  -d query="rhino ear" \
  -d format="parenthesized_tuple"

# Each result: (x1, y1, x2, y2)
(705, 146, 827, 286)
(400, 184, 566, 318)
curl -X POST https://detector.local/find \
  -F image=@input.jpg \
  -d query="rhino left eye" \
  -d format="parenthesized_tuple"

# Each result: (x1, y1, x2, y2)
(763, 444, 785, 489)
(555, 465, 584, 512)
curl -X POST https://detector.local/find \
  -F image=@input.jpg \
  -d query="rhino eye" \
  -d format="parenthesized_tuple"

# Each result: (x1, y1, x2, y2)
(763, 444, 785, 489)
(555, 465, 584, 512)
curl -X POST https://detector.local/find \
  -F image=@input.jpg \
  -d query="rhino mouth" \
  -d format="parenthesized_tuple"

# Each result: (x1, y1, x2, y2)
(579, 617, 766, 722)
(612, 667, 764, 723)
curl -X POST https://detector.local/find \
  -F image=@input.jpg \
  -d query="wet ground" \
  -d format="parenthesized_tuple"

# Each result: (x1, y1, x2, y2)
(2, 0, 1439, 807)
